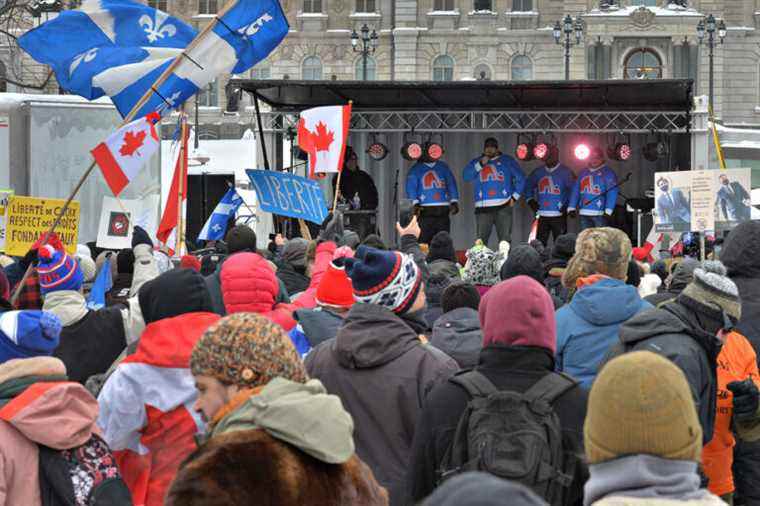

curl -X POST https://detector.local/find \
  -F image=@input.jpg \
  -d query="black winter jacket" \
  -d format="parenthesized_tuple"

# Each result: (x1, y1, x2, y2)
(275, 260, 310, 297)
(407, 345, 588, 504)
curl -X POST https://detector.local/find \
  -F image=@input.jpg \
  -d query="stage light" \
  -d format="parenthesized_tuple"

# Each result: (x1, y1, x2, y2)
(401, 142, 422, 161)
(366, 142, 388, 161)
(608, 142, 632, 161)
(516, 142, 534, 161)
(425, 142, 444, 161)
(533, 142, 549, 161)
(574, 143, 590, 161)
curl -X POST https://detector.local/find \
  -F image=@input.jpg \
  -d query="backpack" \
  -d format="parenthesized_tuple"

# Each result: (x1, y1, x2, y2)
(438, 370, 577, 506)
(38, 434, 133, 506)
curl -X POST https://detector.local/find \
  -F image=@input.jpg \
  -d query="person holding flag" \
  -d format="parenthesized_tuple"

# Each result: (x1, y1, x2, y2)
(198, 186, 243, 244)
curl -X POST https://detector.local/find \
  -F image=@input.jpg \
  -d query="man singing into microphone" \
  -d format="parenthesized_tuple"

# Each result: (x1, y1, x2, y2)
(568, 147, 619, 231)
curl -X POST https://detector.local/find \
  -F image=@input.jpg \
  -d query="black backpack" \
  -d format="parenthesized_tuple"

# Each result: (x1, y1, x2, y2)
(438, 370, 577, 506)
(38, 434, 133, 506)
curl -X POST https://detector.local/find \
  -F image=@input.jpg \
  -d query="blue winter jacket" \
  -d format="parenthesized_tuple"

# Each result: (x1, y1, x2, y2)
(524, 163, 574, 217)
(406, 161, 460, 206)
(568, 165, 618, 216)
(463, 154, 525, 208)
(555, 277, 651, 390)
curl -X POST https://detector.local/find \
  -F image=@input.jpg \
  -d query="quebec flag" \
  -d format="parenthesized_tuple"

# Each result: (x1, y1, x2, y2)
(198, 187, 243, 241)
(19, 0, 288, 119)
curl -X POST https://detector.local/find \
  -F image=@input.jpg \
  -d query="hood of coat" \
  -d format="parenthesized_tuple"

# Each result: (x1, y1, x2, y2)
(211, 377, 354, 464)
(42, 290, 88, 327)
(139, 268, 213, 324)
(422, 471, 549, 506)
(0, 357, 98, 449)
(430, 307, 482, 368)
(721, 221, 760, 279)
(335, 303, 420, 369)
(221, 252, 281, 315)
(570, 278, 647, 327)
(668, 259, 700, 292)
(293, 308, 345, 347)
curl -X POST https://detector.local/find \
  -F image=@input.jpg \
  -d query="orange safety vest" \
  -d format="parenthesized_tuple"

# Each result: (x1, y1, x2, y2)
(703, 331, 760, 497)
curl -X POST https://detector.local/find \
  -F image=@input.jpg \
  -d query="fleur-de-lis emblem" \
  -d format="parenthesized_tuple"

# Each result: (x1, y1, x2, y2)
(139, 11, 177, 43)
(156, 90, 182, 113)
(69, 47, 98, 75)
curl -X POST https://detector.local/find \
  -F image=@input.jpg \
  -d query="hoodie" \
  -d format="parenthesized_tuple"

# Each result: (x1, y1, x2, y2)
(556, 278, 651, 389)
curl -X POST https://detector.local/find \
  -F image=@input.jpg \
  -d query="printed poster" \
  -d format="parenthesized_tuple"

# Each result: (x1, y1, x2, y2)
(96, 195, 160, 249)
(4, 196, 80, 256)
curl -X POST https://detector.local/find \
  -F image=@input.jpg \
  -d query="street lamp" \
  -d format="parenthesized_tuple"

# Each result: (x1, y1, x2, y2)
(697, 14, 726, 114)
(350, 23, 378, 81)
(554, 14, 584, 80)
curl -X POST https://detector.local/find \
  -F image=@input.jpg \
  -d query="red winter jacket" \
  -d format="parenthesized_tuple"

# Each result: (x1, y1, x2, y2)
(220, 242, 336, 332)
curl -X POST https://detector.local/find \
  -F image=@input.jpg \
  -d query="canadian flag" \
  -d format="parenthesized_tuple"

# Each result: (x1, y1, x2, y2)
(633, 225, 666, 263)
(297, 104, 352, 178)
(92, 112, 160, 196)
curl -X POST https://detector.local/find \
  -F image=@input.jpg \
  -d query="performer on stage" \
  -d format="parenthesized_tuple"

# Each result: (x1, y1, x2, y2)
(463, 138, 525, 244)
(405, 152, 459, 244)
(332, 146, 379, 239)
(568, 147, 618, 231)
(524, 146, 574, 245)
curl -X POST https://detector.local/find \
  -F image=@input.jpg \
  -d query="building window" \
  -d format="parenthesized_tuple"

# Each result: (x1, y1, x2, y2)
(631, 0, 657, 5)
(355, 0, 375, 12)
(250, 66, 271, 80)
(148, 0, 167, 11)
(198, 0, 216, 14)
(511, 55, 533, 80)
(474, 0, 493, 11)
(512, 0, 532, 11)
(624, 48, 662, 79)
(302, 56, 323, 80)
(433, 0, 455, 11)
(432, 55, 454, 81)
(303, 0, 322, 13)
(355, 56, 377, 80)
(474, 63, 492, 80)
(197, 79, 218, 107)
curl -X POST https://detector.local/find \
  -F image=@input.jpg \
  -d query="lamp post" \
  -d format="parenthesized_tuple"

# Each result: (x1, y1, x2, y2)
(696, 14, 726, 114)
(553, 15, 584, 80)
(350, 23, 378, 81)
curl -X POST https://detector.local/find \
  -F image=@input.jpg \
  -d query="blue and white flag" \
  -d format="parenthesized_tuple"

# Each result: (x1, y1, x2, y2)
(86, 255, 113, 310)
(198, 187, 243, 241)
(19, 0, 289, 119)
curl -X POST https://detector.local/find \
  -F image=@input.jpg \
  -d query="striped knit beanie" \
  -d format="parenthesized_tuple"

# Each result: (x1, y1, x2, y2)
(680, 260, 741, 322)
(190, 313, 307, 388)
(36, 245, 84, 294)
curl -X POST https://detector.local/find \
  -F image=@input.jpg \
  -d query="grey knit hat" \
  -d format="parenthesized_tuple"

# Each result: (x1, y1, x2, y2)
(681, 260, 741, 321)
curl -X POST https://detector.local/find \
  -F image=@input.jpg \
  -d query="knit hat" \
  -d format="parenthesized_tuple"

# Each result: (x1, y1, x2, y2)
(344, 245, 422, 315)
(225, 225, 257, 254)
(190, 312, 307, 388)
(428, 231, 457, 263)
(463, 241, 501, 287)
(479, 276, 556, 353)
(341, 230, 360, 250)
(500, 244, 544, 283)
(680, 260, 741, 322)
(282, 238, 309, 269)
(721, 221, 760, 278)
(552, 233, 576, 262)
(180, 254, 201, 272)
(563, 227, 632, 288)
(0, 310, 62, 363)
(315, 259, 354, 309)
(139, 269, 213, 325)
(36, 245, 85, 294)
(584, 351, 702, 464)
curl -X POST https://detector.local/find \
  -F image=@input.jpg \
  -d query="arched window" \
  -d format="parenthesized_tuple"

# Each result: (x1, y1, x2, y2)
(0, 61, 6, 93)
(473, 63, 492, 80)
(624, 48, 662, 79)
(302, 56, 323, 80)
(511, 55, 533, 81)
(432, 55, 454, 81)
(355, 56, 377, 80)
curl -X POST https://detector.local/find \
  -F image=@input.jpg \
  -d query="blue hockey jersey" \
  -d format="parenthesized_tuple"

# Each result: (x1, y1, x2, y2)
(568, 165, 619, 216)
(463, 154, 526, 208)
(524, 163, 574, 217)
(406, 161, 459, 206)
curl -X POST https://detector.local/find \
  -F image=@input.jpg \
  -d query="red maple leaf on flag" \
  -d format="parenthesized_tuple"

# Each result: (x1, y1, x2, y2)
(119, 129, 147, 157)
(313, 121, 334, 152)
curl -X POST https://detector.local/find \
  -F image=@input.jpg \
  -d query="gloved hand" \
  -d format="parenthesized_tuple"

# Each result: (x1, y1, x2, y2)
(568, 210, 577, 218)
(450, 202, 460, 216)
(728, 379, 760, 422)
(318, 210, 344, 244)
(132, 226, 153, 249)
(528, 200, 539, 214)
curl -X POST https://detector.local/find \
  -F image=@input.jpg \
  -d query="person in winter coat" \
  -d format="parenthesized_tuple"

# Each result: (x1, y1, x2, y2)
(0, 309, 131, 506)
(544, 233, 576, 305)
(427, 231, 461, 280)
(644, 258, 699, 307)
(584, 351, 725, 506)
(166, 313, 388, 506)
(39, 228, 158, 384)
(408, 276, 588, 504)
(500, 244, 563, 309)
(608, 261, 754, 447)
(305, 245, 458, 506)
(421, 472, 549, 506)
(555, 228, 650, 389)
(423, 273, 453, 329)
(97, 269, 220, 506)
(106, 248, 136, 307)
(276, 237, 311, 297)
(429, 282, 482, 368)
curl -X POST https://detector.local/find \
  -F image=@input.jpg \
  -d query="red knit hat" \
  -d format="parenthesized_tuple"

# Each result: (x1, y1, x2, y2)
(180, 254, 201, 272)
(479, 275, 556, 353)
(316, 260, 355, 309)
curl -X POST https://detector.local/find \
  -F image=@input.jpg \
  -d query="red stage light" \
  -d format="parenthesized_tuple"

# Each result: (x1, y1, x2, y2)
(426, 142, 444, 161)
(516, 143, 534, 161)
(574, 143, 590, 161)
(616, 143, 631, 161)
(367, 142, 388, 161)
(401, 142, 423, 161)
(533, 142, 549, 160)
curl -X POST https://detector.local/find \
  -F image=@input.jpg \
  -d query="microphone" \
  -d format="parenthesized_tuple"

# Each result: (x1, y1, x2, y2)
(624, 172, 633, 182)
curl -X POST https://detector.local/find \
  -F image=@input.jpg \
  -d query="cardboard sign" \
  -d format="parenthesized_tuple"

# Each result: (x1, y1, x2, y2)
(690, 170, 716, 233)
(5, 196, 80, 256)
(714, 169, 753, 230)
(96, 195, 160, 250)
(0, 189, 15, 252)
(654, 171, 692, 233)
(246, 169, 328, 224)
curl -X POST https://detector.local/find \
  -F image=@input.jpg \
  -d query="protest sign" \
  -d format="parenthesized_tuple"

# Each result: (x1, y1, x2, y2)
(714, 169, 752, 230)
(5, 196, 80, 256)
(0, 189, 15, 251)
(96, 195, 160, 249)
(654, 171, 692, 233)
(690, 170, 716, 233)
(246, 169, 328, 224)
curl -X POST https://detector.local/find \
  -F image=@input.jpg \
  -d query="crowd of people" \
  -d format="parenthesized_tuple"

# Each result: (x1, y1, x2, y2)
(0, 210, 759, 506)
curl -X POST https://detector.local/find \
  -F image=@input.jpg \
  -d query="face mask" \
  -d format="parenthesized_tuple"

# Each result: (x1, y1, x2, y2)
(660, 184, 669, 192)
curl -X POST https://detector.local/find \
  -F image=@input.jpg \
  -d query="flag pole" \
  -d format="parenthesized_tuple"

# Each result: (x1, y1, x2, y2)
(176, 109, 189, 257)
